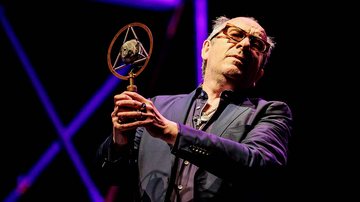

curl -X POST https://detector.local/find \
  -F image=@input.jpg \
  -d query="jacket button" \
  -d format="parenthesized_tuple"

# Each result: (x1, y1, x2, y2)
(177, 184, 183, 190)
(184, 160, 189, 165)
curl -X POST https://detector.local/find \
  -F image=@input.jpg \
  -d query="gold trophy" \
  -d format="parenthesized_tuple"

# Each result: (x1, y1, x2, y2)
(106, 22, 154, 201)
(107, 22, 153, 92)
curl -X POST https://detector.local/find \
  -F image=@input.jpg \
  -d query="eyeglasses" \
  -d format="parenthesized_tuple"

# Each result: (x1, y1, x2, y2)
(212, 23, 270, 54)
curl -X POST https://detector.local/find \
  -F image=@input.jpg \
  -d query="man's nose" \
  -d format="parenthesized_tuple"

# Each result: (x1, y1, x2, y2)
(235, 37, 251, 49)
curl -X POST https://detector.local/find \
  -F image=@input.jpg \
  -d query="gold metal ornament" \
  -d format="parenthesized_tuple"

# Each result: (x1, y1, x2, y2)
(107, 22, 153, 92)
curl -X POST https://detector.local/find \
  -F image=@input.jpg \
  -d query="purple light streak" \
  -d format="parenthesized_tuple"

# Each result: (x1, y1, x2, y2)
(194, 0, 208, 85)
(1, 7, 122, 202)
(1, 0, 208, 200)
(95, 0, 181, 11)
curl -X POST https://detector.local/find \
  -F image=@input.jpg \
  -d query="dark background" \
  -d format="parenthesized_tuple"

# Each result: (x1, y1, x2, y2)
(1, 0, 348, 201)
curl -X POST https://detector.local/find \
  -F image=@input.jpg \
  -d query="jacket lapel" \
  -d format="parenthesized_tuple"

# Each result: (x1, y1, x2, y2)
(167, 90, 197, 123)
(210, 102, 251, 138)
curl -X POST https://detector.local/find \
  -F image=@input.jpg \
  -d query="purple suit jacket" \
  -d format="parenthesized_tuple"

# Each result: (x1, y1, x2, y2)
(97, 89, 293, 201)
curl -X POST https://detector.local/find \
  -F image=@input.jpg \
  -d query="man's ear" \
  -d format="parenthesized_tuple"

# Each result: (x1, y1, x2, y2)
(201, 40, 211, 60)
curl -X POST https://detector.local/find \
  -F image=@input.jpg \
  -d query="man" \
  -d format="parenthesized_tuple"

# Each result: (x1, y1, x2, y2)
(96, 16, 293, 202)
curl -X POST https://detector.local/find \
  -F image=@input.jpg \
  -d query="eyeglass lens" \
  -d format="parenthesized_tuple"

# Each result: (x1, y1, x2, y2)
(225, 26, 268, 53)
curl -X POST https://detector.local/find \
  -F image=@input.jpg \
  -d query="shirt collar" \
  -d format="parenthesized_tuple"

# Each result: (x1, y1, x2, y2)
(194, 86, 246, 103)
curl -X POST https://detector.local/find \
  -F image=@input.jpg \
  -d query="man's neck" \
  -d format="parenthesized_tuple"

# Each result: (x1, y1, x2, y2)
(202, 80, 233, 102)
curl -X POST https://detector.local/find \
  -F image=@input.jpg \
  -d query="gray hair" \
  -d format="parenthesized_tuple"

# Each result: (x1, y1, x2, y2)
(202, 16, 275, 77)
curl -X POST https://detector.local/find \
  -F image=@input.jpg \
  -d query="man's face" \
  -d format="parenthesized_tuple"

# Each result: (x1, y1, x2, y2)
(202, 17, 268, 89)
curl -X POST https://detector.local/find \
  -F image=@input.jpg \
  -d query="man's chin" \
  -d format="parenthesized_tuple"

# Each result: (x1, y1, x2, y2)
(224, 74, 244, 85)
(226, 71, 243, 79)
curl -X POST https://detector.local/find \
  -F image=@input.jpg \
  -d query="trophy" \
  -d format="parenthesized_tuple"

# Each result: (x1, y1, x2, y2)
(107, 22, 153, 92)
(106, 22, 154, 201)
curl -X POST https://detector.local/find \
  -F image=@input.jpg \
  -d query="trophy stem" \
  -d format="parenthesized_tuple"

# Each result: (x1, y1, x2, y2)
(127, 72, 137, 92)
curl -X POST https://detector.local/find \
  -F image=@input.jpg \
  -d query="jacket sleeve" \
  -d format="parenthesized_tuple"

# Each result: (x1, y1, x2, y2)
(170, 101, 293, 180)
(95, 127, 143, 183)
(95, 135, 132, 185)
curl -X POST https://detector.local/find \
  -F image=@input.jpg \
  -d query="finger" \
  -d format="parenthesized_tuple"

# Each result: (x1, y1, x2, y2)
(122, 91, 148, 102)
(117, 110, 145, 120)
(116, 100, 151, 115)
(115, 100, 142, 110)
(112, 116, 121, 125)
(115, 119, 153, 131)
(139, 111, 148, 120)
(114, 122, 137, 131)
(114, 93, 133, 102)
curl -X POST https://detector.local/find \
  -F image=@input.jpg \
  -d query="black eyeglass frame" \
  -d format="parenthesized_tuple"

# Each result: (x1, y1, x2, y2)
(211, 23, 270, 54)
